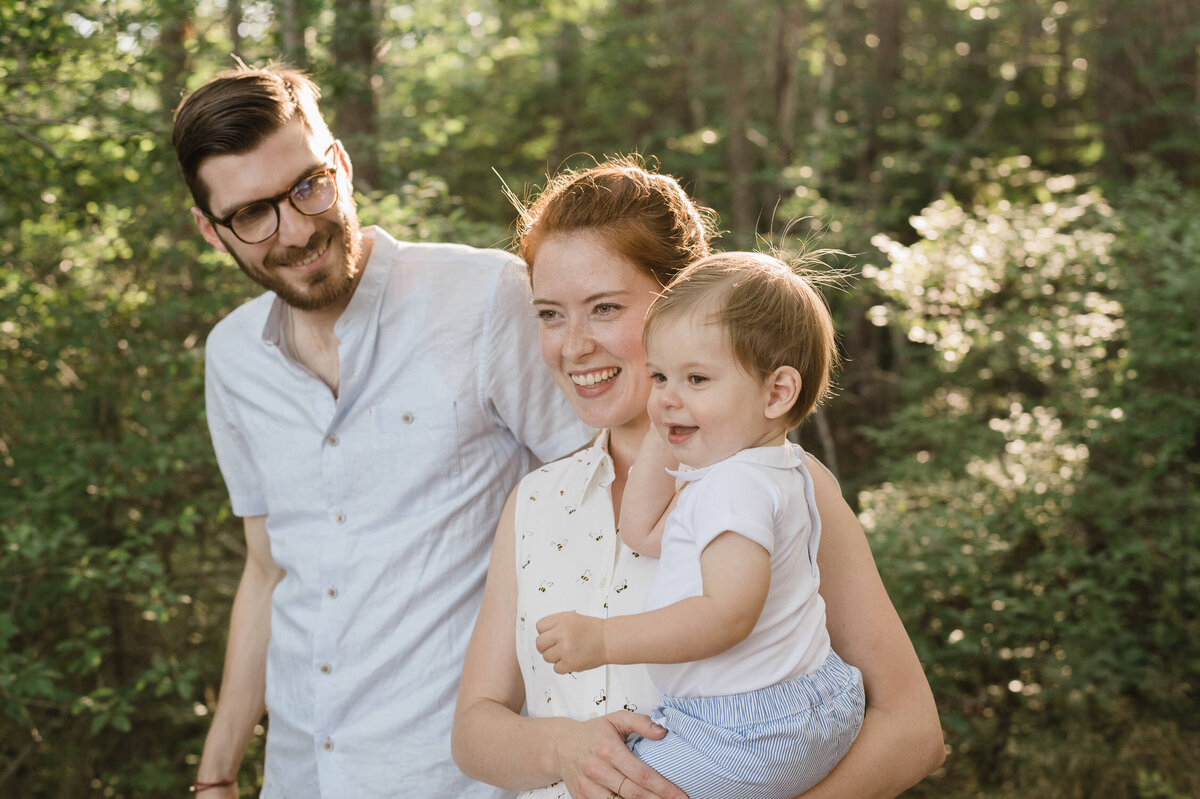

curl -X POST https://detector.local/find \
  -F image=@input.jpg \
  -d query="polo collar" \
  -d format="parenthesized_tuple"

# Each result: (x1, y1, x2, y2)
(668, 442, 805, 483)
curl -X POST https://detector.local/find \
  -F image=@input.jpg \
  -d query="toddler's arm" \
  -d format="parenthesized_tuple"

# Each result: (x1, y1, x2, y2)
(617, 428, 679, 557)
(536, 531, 770, 672)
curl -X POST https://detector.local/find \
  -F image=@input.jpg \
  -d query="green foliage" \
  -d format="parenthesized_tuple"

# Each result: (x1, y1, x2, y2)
(2, 1, 1197, 796)
(859, 166, 1200, 797)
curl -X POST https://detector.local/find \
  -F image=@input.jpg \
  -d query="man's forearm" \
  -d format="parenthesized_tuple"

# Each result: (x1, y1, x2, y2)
(196, 554, 278, 783)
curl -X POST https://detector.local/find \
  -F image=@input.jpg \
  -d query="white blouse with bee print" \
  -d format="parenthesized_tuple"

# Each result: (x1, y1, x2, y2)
(513, 430, 659, 799)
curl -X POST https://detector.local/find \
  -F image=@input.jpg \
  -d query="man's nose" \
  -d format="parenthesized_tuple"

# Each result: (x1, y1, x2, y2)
(276, 201, 319, 249)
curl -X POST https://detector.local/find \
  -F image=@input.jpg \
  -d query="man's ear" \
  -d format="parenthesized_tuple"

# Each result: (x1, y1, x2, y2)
(763, 366, 801, 421)
(334, 139, 354, 188)
(192, 207, 229, 253)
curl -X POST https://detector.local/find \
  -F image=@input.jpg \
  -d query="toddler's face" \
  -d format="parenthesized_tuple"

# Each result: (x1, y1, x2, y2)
(645, 311, 783, 469)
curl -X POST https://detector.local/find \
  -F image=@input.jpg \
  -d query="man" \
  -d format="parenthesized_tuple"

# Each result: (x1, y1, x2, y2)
(173, 65, 590, 797)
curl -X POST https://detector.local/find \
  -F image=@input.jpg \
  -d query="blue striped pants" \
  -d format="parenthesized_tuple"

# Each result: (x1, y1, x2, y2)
(629, 651, 865, 799)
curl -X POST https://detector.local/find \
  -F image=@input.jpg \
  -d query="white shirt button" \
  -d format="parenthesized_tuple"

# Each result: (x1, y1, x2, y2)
(334, 511, 346, 524)
(320, 663, 332, 675)
(327, 434, 339, 447)
(322, 737, 334, 751)
(401, 412, 414, 424)
(327, 587, 339, 599)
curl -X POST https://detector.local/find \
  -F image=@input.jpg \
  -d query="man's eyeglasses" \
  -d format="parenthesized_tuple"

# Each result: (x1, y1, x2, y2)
(205, 144, 340, 244)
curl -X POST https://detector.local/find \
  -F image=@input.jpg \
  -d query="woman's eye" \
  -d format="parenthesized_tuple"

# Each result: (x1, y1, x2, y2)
(594, 303, 620, 315)
(536, 309, 559, 322)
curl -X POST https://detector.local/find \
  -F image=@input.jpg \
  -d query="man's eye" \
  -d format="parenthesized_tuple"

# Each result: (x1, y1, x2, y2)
(292, 176, 318, 201)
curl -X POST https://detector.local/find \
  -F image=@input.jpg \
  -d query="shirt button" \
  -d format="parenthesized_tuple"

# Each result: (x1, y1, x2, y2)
(334, 511, 346, 524)
(327, 586, 339, 599)
(327, 434, 339, 447)
(319, 663, 332, 675)
(322, 737, 334, 752)
(401, 412, 414, 424)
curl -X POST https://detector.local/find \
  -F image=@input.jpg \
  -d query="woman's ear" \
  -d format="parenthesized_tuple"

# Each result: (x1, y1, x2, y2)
(763, 366, 801, 421)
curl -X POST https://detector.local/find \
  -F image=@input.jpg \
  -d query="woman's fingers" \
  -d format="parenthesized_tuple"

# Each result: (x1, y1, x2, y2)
(598, 712, 686, 799)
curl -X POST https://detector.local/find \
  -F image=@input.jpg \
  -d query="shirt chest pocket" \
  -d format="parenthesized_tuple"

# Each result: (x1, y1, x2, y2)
(367, 401, 463, 500)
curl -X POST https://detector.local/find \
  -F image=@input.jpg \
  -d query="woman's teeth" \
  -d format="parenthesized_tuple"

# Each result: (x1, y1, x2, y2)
(571, 367, 620, 387)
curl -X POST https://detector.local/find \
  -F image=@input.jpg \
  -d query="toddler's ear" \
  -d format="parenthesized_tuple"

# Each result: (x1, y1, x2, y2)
(763, 366, 801, 421)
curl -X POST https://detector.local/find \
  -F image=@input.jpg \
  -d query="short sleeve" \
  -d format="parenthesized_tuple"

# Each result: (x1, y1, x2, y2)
(204, 335, 268, 518)
(481, 257, 594, 462)
(681, 463, 780, 555)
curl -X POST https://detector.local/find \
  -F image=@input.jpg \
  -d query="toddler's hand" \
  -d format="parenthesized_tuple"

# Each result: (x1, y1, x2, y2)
(535, 611, 606, 674)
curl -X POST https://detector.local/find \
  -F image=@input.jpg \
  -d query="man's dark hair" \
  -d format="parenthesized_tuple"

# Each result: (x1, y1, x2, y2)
(172, 64, 328, 213)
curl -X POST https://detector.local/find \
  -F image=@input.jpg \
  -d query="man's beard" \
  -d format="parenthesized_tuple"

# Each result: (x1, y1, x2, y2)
(230, 206, 363, 311)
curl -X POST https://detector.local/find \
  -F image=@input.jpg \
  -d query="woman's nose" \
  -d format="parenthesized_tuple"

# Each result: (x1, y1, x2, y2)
(562, 319, 593, 360)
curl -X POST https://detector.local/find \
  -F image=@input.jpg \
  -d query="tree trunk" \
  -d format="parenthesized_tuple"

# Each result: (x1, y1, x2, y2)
(810, 0, 842, 187)
(859, 0, 900, 210)
(277, 0, 307, 67)
(228, 0, 242, 58)
(715, 3, 755, 241)
(331, 0, 379, 189)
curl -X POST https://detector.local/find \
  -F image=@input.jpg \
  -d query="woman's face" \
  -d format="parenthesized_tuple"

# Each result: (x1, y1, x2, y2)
(530, 231, 662, 432)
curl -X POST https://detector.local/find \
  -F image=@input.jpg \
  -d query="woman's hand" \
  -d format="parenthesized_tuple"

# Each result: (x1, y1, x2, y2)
(553, 711, 686, 799)
(535, 611, 607, 673)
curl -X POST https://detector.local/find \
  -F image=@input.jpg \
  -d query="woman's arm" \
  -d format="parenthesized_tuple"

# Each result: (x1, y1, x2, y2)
(616, 429, 679, 557)
(451, 487, 686, 799)
(795, 461, 945, 799)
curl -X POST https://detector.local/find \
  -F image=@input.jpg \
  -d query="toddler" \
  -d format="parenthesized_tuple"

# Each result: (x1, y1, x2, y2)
(535, 251, 865, 799)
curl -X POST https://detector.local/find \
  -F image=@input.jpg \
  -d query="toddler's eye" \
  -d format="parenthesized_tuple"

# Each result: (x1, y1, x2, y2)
(687, 374, 709, 385)
(649, 371, 666, 384)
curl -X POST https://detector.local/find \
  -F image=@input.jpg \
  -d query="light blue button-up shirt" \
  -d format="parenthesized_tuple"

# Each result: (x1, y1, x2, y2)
(204, 228, 591, 798)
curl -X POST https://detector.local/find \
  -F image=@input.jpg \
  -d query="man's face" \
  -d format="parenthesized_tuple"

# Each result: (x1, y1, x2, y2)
(192, 117, 362, 311)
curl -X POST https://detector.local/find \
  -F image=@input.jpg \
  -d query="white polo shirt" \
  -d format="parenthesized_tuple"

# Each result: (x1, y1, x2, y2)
(643, 443, 832, 699)
(204, 227, 591, 798)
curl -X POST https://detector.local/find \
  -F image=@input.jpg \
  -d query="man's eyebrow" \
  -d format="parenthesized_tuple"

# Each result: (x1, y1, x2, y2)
(214, 158, 328, 220)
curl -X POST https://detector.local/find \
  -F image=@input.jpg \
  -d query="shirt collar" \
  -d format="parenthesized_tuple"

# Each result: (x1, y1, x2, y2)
(561, 429, 616, 509)
(259, 225, 391, 347)
(668, 441, 805, 483)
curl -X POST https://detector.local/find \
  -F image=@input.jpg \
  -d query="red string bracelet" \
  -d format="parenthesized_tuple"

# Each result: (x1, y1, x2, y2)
(189, 779, 236, 793)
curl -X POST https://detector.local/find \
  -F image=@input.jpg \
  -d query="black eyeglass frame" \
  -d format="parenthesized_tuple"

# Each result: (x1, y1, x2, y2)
(203, 143, 341, 244)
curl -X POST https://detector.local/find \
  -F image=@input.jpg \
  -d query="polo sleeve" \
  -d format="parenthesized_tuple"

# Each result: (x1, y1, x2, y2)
(683, 463, 780, 555)
(481, 257, 594, 463)
(204, 337, 268, 518)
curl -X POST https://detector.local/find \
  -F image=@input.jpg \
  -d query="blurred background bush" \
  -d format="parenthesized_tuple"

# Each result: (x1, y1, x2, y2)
(1, 1, 1196, 795)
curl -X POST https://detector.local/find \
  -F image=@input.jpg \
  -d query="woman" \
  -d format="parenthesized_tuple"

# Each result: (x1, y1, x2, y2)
(452, 158, 944, 799)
